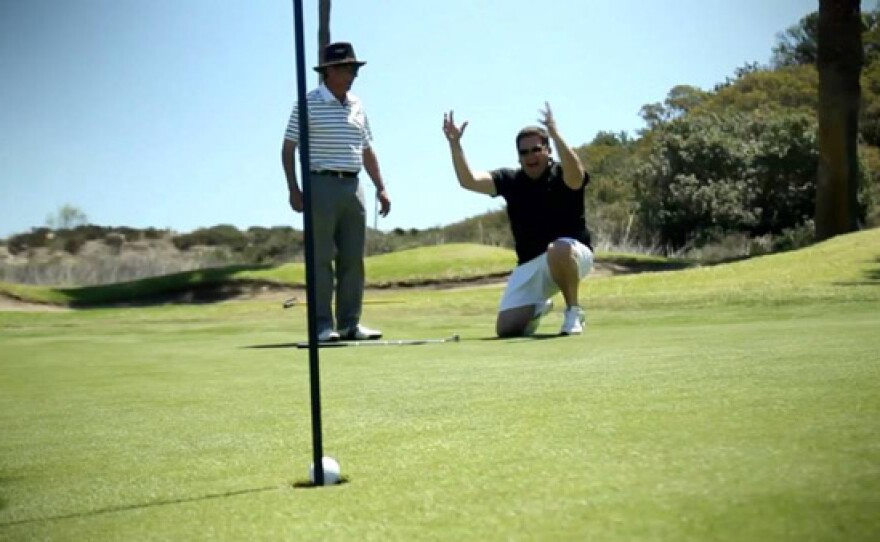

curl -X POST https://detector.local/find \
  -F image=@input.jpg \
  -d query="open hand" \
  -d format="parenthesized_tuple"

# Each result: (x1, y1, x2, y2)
(538, 102, 558, 137)
(443, 110, 469, 144)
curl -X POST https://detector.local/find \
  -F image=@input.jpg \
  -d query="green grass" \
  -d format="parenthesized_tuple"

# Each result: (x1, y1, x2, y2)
(582, 228, 880, 308)
(1, 230, 879, 540)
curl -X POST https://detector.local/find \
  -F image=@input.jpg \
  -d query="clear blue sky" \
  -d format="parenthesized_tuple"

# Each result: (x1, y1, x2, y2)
(0, 0, 818, 238)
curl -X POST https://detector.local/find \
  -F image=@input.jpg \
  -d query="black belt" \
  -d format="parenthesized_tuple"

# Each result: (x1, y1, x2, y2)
(310, 169, 359, 179)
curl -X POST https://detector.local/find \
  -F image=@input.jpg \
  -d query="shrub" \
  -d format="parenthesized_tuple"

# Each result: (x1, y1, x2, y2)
(173, 225, 247, 251)
(635, 110, 820, 249)
(243, 226, 302, 263)
(772, 220, 816, 252)
(7, 228, 52, 254)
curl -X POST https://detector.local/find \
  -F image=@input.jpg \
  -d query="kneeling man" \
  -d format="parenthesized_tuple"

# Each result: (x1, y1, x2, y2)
(442, 103, 593, 336)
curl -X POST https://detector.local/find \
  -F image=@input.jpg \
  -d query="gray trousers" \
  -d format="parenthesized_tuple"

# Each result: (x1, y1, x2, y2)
(310, 173, 366, 332)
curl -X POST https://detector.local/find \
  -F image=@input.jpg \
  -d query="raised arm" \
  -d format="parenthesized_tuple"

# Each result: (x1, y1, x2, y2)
(442, 110, 496, 195)
(540, 102, 586, 190)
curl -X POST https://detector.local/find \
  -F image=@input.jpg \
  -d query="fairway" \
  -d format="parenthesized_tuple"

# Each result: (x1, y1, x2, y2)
(1, 231, 879, 540)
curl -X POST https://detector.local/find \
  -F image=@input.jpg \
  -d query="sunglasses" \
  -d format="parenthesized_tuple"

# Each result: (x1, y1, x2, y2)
(334, 64, 360, 75)
(518, 145, 545, 157)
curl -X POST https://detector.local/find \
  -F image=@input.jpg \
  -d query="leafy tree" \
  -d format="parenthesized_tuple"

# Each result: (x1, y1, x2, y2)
(859, 143, 880, 225)
(860, 50, 880, 146)
(635, 111, 821, 248)
(748, 111, 822, 233)
(772, 12, 820, 68)
(638, 85, 710, 130)
(576, 132, 645, 245)
(695, 66, 818, 115)
(765, 4, 880, 151)
(589, 130, 631, 147)
(863, 7, 880, 64)
(665, 85, 711, 116)
(815, 0, 864, 240)
(45, 204, 88, 230)
(712, 62, 764, 91)
(771, 7, 880, 68)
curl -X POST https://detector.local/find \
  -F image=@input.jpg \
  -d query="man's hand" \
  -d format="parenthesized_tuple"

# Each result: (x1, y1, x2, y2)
(443, 110, 469, 145)
(538, 101, 559, 139)
(289, 189, 304, 213)
(377, 190, 391, 217)
(538, 101, 586, 190)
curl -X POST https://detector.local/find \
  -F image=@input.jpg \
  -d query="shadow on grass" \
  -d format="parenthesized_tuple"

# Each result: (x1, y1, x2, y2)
(597, 256, 696, 274)
(291, 476, 351, 489)
(245, 334, 570, 348)
(57, 264, 282, 308)
(479, 333, 564, 342)
(245, 336, 462, 349)
(246, 342, 300, 349)
(0, 485, 280, 528)
(0, 475, 23, 512)
(834, 255, 880, 286)
(866, 256, 880, 281)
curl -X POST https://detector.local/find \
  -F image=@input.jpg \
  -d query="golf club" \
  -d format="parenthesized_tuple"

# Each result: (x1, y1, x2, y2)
(283, 297, 404, 309)
(295, 334, 461, 349)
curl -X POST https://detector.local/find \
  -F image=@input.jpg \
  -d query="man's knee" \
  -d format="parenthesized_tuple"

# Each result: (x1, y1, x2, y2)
(495, 307, 532, 337)
(546, 241, 576, 271)
(496, 321, 524, 338)
(546, 240, 573, 260)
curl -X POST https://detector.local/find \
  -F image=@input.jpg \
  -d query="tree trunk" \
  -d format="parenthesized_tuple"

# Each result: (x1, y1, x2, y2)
(318, 0, 331, 83)
(815, 0, 863, 241)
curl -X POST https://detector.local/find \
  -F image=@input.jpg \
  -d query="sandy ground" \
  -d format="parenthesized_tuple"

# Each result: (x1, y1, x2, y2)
(0, 295, 70, 312)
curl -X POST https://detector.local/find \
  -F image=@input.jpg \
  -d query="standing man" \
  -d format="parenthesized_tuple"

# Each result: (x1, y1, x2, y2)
(282, 42, 391, 342)
(442, 103, 593, 337)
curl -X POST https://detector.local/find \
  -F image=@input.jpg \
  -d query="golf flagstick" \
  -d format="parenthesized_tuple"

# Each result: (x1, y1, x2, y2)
(291, 0, 326, 486)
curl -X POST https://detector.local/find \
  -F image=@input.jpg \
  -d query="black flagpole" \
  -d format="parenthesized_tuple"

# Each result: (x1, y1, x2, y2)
(291, 0, 324, 486)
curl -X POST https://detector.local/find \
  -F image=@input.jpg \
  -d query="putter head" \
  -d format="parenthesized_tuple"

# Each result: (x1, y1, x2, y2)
(282, 297, 298, 309)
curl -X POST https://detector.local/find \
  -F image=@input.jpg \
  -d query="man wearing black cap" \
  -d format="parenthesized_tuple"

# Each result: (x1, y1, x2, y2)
(282, 42, 390, 342)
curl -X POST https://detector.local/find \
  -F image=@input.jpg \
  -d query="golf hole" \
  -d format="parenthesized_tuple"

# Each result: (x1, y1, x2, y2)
(292, 476, 350, 489)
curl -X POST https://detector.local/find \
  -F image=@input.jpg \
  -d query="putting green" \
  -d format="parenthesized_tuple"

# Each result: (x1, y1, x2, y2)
(1, 230, 878, 540)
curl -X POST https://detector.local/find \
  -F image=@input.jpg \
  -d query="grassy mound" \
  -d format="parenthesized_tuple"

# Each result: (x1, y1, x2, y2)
(583, 228, 880, 307)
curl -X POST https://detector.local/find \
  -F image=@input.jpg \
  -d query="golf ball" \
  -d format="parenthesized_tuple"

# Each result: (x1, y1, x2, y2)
(309, 456, 341, 485)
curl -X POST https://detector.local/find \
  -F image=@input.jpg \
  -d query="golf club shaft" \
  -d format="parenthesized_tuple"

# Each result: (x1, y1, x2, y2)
(296, 335, 460, 349)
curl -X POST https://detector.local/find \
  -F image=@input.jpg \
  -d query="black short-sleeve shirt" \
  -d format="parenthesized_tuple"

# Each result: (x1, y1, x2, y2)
(491, 162, 591, 265)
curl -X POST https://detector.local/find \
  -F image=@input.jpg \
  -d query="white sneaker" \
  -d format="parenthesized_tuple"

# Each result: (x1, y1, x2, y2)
(317, 328, 340, 342)
(560, 306, 585, 335)
(523, 299, 553, 336)
(339, 324, 382, 341)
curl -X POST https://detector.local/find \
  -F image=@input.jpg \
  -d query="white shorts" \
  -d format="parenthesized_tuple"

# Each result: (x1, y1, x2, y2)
(498, 238, 593, 312)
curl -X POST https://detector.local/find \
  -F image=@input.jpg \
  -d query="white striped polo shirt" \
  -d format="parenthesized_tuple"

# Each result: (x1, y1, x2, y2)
(284, 84, 372, 172)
